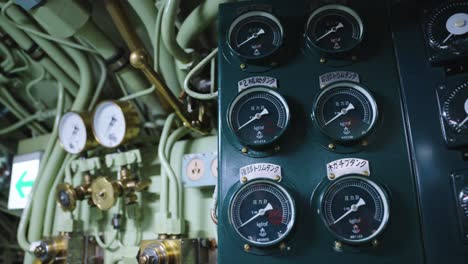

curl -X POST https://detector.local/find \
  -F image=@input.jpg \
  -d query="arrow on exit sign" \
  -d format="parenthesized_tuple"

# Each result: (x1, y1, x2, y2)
(16, 171, 34, 198)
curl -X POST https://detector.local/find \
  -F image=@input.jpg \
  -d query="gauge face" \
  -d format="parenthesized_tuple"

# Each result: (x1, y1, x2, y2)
(229, 180, 295, 247)
(313, 82, 378, 143)
(92, 101, 127, 148)
(228, 87, 290, 147)
(442, 81, 468, 134)
(320, 176, 390, 244)
(306, 5, 364, 54)
(59, 112, 89, 154)
(425, 2, 468, 51)
(228, 11, 284, 60)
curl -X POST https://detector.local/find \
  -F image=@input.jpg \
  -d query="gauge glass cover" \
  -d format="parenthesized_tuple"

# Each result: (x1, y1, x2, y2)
(320, 176, 390, 244)
(306, 5, 364, 54)
(228, 11, 284, 60)
(425, 2, 468, 51)
(58, 112, 88, 154)
(442, 81, 468, 134)
(228, 87, 290, 147)
(229, 180, 295, 247)
(313, 82, 378, 143)
(92, 101, 127, 148)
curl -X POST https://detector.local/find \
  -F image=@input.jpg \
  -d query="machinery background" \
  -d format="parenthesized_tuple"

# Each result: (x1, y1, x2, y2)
(0, 0, 466, 263)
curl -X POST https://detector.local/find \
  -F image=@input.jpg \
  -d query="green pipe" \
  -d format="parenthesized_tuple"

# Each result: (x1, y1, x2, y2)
(0, 41, 14, 69)
(177, 0, 234, 49)
(27, 47, 93, 243)
(5, 5, 81, 85)
(0, 15, 32, 50)
(0, 110, 53, 135)
(0, 86, 48, 134)
(127, 0, 156, 44)
(162, 0, 192, 64)
(0, 88, 42, 136)
(76, 20, 120, 60)
(158, 113, 176, 222)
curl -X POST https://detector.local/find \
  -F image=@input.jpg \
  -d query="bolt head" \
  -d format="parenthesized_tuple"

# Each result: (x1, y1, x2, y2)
(320, 57, 327, 64)
(241, 177, 248, 183)
(240, 64, 247, 70)
(328, 143, 335, 150)
(243, 244, 251, 251)
(241, 147, 248, 154)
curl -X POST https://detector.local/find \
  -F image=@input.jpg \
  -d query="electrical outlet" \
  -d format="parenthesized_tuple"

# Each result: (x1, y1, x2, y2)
(183, 152, 217, 187)
(186, 158, 205, 181)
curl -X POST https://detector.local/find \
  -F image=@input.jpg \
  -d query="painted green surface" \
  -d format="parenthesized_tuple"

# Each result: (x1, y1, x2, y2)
(217, 0, 425, 263)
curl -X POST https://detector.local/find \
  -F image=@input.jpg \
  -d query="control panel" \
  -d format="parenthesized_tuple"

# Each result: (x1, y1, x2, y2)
(218, 0, 426, 263)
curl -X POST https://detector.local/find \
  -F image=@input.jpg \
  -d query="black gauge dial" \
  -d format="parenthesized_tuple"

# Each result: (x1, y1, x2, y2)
(320, 176, 390, 244)
(228, 11, 284, 60)
(425, 2, 468, 52)
(312, 82, 378, 143)
(228, 87, 290, 148)
(459, 187, 468, 219)
(306, 5, 364, 54)
(229, 180, 295, 247)
(442, 81, 468, 133)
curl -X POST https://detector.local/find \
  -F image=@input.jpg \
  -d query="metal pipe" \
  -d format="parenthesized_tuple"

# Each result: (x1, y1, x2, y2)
(162, 0, 192, 63)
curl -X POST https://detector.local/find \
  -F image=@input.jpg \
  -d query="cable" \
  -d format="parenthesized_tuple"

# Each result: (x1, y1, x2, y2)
(183, 48, 218, 100)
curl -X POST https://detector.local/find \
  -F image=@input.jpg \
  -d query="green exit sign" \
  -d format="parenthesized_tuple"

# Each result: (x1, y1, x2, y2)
(8, 152, 42, 210)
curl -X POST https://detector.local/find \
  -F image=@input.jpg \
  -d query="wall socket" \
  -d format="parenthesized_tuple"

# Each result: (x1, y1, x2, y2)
(182, 152, 217, 188)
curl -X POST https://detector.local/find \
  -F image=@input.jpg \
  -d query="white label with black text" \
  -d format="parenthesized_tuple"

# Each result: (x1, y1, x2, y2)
(326, 158, 370, 180)
(319, 71, 360, 88)
(240, 163, 281, 182)
(238, 76, 278, 92)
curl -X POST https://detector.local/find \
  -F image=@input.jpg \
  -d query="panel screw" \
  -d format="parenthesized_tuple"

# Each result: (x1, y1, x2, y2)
(363, 171, 370, 176)
(279, 242, 287, 251)
(274, 175, 281, 181)
(351, 55, 358, 61)
(244, 244, 251, 251)
(329, 173, 336, 180)
(274, 145, 281, 152)
(334, 241, 342, 250)
(371, 239, 379, 247)
(241, 177, 248, 183)
(328, 143, 335, 150)
(241, 147, 248, 154)
(438, 84, 446, 90)
(361, 140, 368, 147)
(320, 57, 327, 64)
(240, 64, 247, 70)
(271, 62, 278, 67)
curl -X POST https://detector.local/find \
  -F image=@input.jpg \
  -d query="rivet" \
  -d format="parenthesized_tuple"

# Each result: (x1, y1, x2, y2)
(241, 147, 248, 154)
(328, 143, 335, 150)
(372, 239, 379, 247)
(334, 241, 342, 249)
(241, 177, 248, 183)
(329, 173, 336, 180)
(244, 244, 251, 251)
(274, 145, 281, 152)
(279, 242, 287, 250)
(320, 57, 327, 64)
(361, 140, 368, 147)
(274, 175, 281, 181)
(240, 64, 247, 70)
(351, 55, 358, 61)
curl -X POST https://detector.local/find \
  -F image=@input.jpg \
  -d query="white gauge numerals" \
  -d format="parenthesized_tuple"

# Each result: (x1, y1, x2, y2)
(92, 101, 127, 148)
(59, 112, 88, 154)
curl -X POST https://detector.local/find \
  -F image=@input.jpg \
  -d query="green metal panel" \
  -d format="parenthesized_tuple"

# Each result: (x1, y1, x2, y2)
(217, 0, 424, 263)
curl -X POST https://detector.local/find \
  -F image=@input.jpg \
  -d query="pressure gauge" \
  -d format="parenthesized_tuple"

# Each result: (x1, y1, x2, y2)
(92, 101, 140, 148)
(229, 180, 295, 247)
(228, 11, 284, 60)
(438, 81, 468, 148)
(425, 2, 468, 51)
(306, 5, 364, 54)
(228, 87, 290, 148)
(319, 176, 390, 244)
(312, 82, 378, 143)
(58, 112, 96, 154)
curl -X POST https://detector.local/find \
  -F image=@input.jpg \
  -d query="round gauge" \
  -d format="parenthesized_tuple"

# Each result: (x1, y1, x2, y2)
(320, 176, 390, 244)
(459, 187, 468, 219)
(59, 112, 95, 154)
(442, 81, 468, 133)
(228, 11, 284, 60)
(312, 82, 378, 143)
(229, 180, 295, 247)
(306, 5, 364, 54)
(228, 87, 290, 148)
(92, 101, 140, 148)
(425, 2, 468, 51)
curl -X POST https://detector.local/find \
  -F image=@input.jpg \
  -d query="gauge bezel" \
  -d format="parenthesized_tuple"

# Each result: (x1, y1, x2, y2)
(305, 4, 364, 54)
(227, 11, 284, 60)
(58, 111, 97, 154)
(227, 87, 291, 148)
(312, 81, 379, 143)
(91, 100, 141, 149)
(228, 179, 296, 247)
(319, 176, 390, 244)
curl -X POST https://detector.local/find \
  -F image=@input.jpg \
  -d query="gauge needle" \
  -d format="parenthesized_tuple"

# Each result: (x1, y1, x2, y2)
(442, 33, 453, 44)
(240, 203, 273, 228)
(316, 22, 344, 42)
(332, 198, 366, 225)
(324, 103, 355, 126)
(104, 116, 117, 138)
(238, 108, 269, 130)
(237, 28, 266, 48)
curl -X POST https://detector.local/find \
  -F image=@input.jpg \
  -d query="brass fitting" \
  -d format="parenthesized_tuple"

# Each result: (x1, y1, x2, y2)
(33, 236, 68, 263)
(138, 240, 181, 264)
(91, 168, 151, 210)
(56, 174, 93, 212)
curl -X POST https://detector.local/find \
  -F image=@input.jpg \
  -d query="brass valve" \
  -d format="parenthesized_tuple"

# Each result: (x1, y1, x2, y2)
(56, 174, 93, 211)
(91, 168, 151, 210)
(138, 240, 181, 264)
(33, 236, 68, 263)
